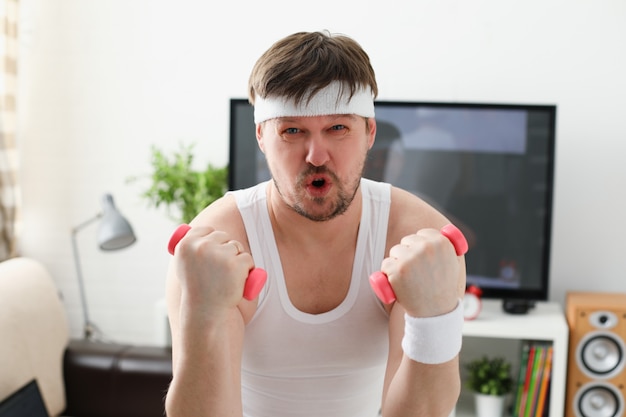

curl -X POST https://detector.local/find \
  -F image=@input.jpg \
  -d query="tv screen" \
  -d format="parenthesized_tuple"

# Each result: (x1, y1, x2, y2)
(229, 99, 557, 302)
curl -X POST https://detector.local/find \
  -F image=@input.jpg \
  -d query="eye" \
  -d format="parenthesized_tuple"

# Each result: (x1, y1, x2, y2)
(330, 124, 346, 131)
(283, 127, 301, 135)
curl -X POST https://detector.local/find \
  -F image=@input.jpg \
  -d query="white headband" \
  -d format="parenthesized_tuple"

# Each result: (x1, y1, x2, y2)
(253, 81, 375, 124)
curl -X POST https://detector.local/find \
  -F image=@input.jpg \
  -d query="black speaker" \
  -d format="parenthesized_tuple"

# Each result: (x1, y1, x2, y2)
(565, 292, 626, 417)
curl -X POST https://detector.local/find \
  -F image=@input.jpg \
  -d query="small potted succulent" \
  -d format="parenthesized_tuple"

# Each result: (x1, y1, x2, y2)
(465, 356, 513, 417)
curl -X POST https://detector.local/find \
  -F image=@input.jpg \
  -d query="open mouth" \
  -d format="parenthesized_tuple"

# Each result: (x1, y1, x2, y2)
(311, 178, 326, 188)
(300, 167, 334, 197)
(304, 173, 332, 197)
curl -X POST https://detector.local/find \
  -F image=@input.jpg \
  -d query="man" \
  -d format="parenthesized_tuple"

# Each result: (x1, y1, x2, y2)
(165, 31, 466, 417)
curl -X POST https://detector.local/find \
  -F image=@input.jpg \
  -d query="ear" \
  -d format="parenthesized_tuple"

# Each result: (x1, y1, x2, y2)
(256, 123, 265, 153)
(367, 118, 377, 150)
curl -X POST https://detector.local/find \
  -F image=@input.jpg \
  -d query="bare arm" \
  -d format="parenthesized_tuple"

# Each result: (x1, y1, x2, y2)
(164, 197, 254, 417)
(381, 266, 465, 417)
(165, 261, 245, 417)
(380, 187, 467, 417)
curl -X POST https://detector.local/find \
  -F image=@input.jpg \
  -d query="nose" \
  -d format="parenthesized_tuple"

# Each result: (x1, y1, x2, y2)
(305, 136, 330, 167)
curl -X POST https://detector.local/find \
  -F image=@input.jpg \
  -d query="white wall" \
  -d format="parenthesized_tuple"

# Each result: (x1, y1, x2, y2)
(16, 0, 626, 345)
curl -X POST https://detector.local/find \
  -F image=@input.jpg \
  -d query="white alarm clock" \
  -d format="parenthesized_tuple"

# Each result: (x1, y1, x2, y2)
(463, 285, 483, 320)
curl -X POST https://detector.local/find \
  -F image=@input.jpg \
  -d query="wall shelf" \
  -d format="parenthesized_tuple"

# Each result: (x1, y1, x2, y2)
(455, 299, 569, 417)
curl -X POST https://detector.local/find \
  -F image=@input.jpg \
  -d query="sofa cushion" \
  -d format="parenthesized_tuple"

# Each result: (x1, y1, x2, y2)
(0, 257, 69, 417)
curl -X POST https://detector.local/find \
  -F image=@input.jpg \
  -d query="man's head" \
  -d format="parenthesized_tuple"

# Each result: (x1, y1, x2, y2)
(248, 31, 378, 124)
(249, 31, 378, 222)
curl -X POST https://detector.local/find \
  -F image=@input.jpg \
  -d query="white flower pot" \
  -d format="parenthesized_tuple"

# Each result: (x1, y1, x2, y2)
(474, 393, 506, 417)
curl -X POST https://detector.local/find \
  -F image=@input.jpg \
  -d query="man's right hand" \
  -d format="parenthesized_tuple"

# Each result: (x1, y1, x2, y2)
(173, 225, 256, 316)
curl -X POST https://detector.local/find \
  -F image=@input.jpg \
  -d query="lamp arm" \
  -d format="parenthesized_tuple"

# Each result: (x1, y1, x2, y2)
(71, 213, 102, 340)
(71, 213, 103, 234)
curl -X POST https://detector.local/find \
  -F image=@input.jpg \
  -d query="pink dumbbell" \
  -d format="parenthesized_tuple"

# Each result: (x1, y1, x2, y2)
(369, 224, 468, 304)
(167, 224, 267, 301)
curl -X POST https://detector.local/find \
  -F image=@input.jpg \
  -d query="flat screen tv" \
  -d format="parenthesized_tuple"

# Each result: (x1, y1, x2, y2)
(229, 98, 557, 304)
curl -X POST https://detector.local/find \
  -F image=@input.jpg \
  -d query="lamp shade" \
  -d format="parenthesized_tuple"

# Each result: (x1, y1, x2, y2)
(97, 194, 136, 250)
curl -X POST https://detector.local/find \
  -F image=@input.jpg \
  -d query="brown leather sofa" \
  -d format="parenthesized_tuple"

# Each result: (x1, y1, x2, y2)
(0, 257, 172, 417)
(63, 340, 172, 417)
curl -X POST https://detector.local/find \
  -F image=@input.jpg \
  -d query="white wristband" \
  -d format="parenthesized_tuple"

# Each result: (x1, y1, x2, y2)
(401, 300, 464, 364)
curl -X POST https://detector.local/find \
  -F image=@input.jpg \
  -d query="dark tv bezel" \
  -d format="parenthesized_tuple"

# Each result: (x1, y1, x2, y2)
(229, 98, 557, 302)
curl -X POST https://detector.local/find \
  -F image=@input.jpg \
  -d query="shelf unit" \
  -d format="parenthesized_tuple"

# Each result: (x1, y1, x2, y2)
(455, 299, 569, 417)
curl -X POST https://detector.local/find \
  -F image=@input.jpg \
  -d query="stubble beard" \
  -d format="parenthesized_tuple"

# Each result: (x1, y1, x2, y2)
(273, 165, 363, 222)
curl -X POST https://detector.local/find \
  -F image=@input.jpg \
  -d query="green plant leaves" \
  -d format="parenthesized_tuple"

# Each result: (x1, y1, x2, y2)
(465, 356, 513, 396)
(129, 143, 228, 224)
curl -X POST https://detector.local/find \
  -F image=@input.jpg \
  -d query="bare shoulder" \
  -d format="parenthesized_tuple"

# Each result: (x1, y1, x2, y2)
(387, 186, 451, 247)
(189, 193, 248, 249)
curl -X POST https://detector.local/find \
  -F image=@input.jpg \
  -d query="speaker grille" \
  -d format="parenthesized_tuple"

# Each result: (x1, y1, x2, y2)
(577, 332, 625, 378)
(574, 382, 624, 417)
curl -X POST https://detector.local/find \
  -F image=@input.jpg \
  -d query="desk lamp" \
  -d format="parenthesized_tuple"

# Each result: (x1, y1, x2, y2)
(71, 193, 136, 340)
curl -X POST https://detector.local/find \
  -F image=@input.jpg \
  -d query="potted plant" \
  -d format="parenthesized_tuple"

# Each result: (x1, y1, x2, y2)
(128, 143, 228, 224)
(465, 356, 513, 417)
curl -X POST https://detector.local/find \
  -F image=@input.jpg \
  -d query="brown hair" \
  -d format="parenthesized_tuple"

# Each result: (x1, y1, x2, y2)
(248, 31, 378, 106)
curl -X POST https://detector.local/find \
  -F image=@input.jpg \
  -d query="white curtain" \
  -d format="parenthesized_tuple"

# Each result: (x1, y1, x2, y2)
(0, 0, 19, 260)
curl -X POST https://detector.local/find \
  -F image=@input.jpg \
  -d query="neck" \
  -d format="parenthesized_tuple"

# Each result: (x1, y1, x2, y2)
(266, 181, 362, 246)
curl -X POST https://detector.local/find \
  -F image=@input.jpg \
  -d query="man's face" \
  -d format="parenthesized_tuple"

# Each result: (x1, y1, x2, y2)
(256, 114, 376, 222)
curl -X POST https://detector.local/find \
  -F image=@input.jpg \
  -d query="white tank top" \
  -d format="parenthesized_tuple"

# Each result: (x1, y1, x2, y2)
(232, 178, 391, 417)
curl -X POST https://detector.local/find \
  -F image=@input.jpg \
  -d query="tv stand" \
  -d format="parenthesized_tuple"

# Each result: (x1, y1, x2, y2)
(455, 299, 568, 417)
(501, 299, 536, 314)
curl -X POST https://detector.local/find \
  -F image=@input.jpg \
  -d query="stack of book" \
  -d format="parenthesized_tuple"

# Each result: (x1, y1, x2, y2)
(512, 341, 554, 417)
